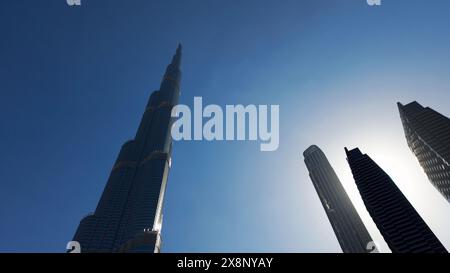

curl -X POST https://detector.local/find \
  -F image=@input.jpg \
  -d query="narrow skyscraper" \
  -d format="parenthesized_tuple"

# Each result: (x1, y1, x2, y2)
(303, 145, 374, 253)
(345, 147, 447, 253)
(72, 45, 182, 253)
(398, 101, 450, 202)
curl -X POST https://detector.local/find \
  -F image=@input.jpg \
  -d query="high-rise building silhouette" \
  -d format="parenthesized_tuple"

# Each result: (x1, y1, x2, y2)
(72, 45, 182, 253)
(303, 145, 374, 253)
(345, 147, 447, 253)
(398, 101, 450, 202)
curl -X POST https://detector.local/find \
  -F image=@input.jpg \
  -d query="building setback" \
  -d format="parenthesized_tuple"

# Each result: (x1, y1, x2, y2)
(72, 45, 182, 253)
(398, 101, 450, 202)
(345, 147, 447, 253)
(304, 145, 374, 253)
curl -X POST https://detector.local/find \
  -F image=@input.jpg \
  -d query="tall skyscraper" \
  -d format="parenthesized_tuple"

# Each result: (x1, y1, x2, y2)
(345, 147, 447, 253)
(303, 145, 374, 253)
(398, 101, 450, 202)
(72, 44, 182, 253)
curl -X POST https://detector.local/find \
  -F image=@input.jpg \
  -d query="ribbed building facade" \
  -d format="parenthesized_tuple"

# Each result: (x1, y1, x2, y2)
(345, 147, 447, 253)
(398, 101, 450, 202)
(72, 45, 182, 253)
(304, 145, 374, 253)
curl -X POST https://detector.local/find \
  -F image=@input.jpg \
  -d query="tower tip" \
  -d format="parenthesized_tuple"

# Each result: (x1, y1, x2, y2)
(167, 42, 182, 69)
(303, 145, 320, 158)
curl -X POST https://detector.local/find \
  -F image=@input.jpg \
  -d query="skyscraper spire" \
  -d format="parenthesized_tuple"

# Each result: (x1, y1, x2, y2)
(163, 43, 182, 81)
(172, 42, 182, 67)
(72, 45, 182, 253)
(175, 42, 182, 60)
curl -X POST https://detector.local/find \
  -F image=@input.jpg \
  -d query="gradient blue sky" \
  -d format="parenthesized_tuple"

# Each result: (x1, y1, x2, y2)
(1, 0, 450, 252)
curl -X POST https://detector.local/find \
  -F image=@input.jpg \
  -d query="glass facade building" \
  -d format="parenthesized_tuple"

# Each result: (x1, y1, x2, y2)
(304, 145, 374, 253)
(72, 45, 182, 253)
(398, 101, 450, 202)
(345, 147, 447, 253)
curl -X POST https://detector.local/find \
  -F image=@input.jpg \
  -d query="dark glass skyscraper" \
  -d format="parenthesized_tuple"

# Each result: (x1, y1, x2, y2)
(72, 45, 182, 253)
(345, 147, 447, 253)
(398, 101, 450, 202)
(303, 145, 374, 253)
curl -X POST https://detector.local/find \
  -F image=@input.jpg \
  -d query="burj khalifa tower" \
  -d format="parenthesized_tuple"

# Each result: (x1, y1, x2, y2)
(72, 44, 182, 253)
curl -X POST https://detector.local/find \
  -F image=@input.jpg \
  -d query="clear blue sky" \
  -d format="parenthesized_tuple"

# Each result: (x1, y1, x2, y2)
(1, 0, 450, 252)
